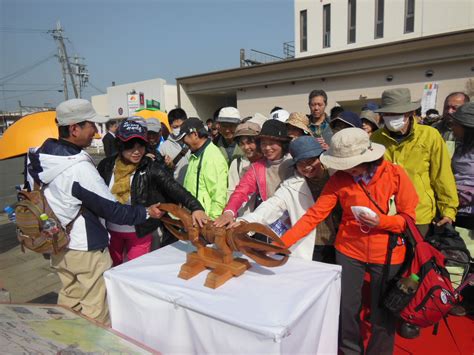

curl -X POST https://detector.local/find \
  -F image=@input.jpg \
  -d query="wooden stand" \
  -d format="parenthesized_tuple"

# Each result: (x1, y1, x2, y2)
(178, 247, 251, 289)
(158, 204, 289, 289)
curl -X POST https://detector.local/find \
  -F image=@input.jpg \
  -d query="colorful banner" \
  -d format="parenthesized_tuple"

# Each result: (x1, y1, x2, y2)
(421, 82, 439, 116)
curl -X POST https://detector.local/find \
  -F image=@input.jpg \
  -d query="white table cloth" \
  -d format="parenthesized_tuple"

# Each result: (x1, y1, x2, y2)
(104, 241, 341, 354)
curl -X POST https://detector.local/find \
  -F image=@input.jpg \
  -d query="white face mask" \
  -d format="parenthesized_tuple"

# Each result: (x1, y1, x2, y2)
(172, 128, 181, 136)
(384, 115, 406, 132)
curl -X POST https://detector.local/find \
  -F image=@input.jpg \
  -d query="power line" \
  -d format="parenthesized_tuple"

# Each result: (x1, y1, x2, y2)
(0, 53, 56, 84)
(87, 81, 106, 94)
(0, 89, 63, 92)
(0, 27, 48, 33)
(2, 83, 63, 86)
(1, 90, 62, 101)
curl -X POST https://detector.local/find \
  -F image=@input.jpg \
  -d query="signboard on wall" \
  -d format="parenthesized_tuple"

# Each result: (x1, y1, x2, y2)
(146, 99, 160, 109)
(127, 94, 140, 116)
(421, 82, 439, 116)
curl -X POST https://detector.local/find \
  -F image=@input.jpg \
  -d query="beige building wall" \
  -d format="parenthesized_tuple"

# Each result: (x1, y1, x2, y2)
(295, 0, 474, 58)
(237, 60, 473, 116)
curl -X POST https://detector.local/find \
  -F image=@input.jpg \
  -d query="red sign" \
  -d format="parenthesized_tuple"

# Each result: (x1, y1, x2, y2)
(139, 93, 144, 106)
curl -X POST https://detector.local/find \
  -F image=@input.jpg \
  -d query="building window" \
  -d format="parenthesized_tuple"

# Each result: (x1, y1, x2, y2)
(348, 0, 356, 43)
(405, 0, 415, 33)
(374, 0, 384, 39)
(300, 10, 307, 52)
(323, 4, 331, 48)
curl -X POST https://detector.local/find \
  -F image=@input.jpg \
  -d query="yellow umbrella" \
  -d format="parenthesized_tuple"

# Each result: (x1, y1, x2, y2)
(0, 111, 102, 160)
(0, 111, 58, 160)
(133, 109, 170, 130)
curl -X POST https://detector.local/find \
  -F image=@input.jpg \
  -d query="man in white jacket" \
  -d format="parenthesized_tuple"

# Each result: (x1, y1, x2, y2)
(231, 136, 339, 262)
(27, 99, 162, 324)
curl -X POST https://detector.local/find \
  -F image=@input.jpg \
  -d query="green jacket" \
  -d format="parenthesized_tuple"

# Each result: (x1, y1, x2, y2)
(184, 140, 229, 219)
(371, 121, 458, 224)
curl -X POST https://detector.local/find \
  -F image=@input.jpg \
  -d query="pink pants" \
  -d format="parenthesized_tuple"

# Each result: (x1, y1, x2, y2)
(108, 230, 152, 266)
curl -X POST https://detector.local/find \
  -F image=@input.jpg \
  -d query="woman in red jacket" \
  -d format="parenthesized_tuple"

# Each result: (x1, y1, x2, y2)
(281, 128, 419, 355)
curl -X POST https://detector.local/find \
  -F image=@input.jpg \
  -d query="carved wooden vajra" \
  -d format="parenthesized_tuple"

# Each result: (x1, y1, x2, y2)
(159, 204, 291, 289)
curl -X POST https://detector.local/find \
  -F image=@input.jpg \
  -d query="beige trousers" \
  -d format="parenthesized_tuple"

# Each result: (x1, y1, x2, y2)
(51, 248, 113, 325)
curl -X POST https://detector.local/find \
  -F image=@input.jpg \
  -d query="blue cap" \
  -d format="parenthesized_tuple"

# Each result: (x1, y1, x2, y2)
(330, 111, 362, 129)
(289, 136, 324, 164)
(116, 120, 148, 142)
(362, 102, 380, 111)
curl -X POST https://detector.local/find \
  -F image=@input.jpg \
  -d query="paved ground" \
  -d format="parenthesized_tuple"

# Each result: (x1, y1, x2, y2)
(0, 149, 104, 304)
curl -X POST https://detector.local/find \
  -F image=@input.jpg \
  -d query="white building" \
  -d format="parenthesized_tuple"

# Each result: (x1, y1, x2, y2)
(295, 0, 474, 58)
(177, 1, 473, 119)
(91, 78, 177, 118)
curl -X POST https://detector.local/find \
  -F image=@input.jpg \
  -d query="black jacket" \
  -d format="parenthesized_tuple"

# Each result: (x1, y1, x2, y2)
(97, 155, 203, 237)
(102, 132, 118, 157)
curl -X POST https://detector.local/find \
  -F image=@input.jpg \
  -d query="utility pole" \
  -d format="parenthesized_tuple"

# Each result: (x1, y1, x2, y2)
(72, 55, 89, 99)
(49, 21, 80, 99)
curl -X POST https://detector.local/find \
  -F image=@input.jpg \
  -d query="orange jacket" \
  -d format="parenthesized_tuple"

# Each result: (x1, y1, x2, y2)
(281, 160, 419, 264)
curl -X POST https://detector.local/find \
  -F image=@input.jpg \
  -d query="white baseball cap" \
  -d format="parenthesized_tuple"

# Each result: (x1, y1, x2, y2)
(270, 109, 290, 123)
(56, 99, 108, 126)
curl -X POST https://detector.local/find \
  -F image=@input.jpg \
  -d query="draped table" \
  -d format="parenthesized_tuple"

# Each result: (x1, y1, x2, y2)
(104, 241, 341, 354)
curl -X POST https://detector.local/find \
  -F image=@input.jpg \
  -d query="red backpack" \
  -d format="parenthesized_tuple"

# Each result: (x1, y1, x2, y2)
(383, 213, 460, 327)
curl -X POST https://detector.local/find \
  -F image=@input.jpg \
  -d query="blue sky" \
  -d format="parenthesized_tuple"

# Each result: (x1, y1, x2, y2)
(0, 0, 294, 111)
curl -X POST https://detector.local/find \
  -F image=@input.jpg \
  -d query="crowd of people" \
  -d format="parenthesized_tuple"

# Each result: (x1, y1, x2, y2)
(26, 86, 472, 354)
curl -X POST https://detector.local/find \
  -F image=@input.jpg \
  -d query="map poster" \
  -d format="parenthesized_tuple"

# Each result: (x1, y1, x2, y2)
(0, 303, 159, 354)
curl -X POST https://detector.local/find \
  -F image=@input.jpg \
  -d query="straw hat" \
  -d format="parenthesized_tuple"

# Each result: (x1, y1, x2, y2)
(320, 128, 385, 170)
(375, 88, 420, 114)
(286, 112, 312, 135)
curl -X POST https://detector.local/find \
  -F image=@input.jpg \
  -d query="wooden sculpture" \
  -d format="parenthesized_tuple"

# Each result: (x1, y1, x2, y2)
(159, 203, 290, 289)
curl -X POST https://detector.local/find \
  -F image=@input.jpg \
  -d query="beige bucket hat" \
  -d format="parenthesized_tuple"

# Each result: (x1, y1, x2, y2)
(320, 128, 386, 170)
(360, 110, 381, 128)
(286, 112, 312, 135)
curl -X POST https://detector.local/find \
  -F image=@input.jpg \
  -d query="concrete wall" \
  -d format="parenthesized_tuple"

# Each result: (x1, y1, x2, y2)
(295, 0, 474, 58)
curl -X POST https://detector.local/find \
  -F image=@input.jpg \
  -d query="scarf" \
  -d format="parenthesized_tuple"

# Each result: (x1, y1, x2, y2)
(111, 157, 138, 204)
